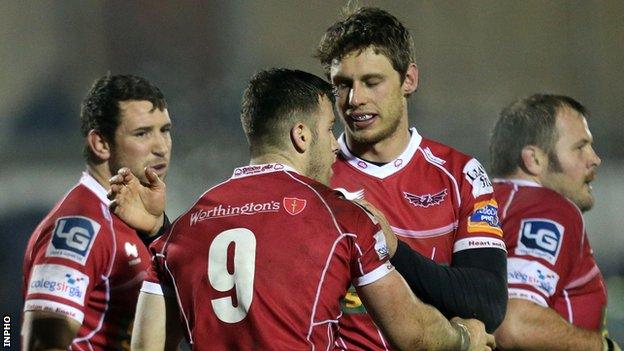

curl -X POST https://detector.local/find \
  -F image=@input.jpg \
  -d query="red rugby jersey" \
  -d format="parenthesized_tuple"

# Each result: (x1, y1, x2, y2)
(22, 173, 152, 350)
(494, 179, 607, 331)
(142, 164, 393, 350)
(330, 128, 505, 350)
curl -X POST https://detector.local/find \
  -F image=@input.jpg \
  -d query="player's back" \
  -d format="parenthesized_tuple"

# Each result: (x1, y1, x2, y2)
(153, 164, 388, 350)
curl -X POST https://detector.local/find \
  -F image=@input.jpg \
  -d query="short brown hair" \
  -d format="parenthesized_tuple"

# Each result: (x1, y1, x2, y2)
(316, 7, 415, 81)
(489, 94, 588, 177)
(240, 68, 335, 156)
(80, 74, 167, 163)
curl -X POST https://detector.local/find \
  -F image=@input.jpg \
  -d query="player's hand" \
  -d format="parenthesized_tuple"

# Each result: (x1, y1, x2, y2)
(354, 199, 398, 257)
(451, 317, 496, 351)
(108, 167, 166, 234)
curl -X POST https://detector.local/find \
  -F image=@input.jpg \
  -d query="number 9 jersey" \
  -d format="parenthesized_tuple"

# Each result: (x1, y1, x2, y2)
(142, 164, 394, 350)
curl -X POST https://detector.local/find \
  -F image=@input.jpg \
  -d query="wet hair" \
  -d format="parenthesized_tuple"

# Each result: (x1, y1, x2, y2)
(490, 93, 587, 177)
(240, 68, 335, 155)
(316, 7, 415, 81)
(80, 74, 166, 163)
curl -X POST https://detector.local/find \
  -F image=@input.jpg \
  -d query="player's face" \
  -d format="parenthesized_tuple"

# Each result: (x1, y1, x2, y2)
(109, 100, 172, 183)
(330, 47, 408, 145)
(540, 107, 601, 212)
(308, 96, 339, 185)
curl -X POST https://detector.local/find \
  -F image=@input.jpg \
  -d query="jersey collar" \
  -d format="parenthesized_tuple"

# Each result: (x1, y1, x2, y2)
(338, 127, 422, 179)
(492, 178, 542, 187)
(231, 163, 298, 179)
(80, 171, 111, 205)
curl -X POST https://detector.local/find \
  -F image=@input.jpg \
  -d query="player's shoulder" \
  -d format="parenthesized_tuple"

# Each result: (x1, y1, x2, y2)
(419, 137, 474, 168)
(517, 184, 581, 218)
(27, 183, 113, 268)
(502, 183, 584, 243)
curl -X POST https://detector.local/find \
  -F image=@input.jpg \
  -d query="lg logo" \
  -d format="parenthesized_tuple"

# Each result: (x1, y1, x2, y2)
(516, 219, 564, 264)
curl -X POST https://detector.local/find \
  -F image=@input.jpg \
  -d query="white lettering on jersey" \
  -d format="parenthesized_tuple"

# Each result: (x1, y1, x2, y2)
(463, 158, 493, 198)
(26, 264, 89, 306)
(507, 257, 559, 297)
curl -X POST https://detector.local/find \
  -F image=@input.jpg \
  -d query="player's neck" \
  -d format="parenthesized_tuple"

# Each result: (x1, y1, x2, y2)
(346, 125, 411, 163)
(250, 153, 302, 175)
(505, 169, 542, 185)
(86, 163, 113, 191)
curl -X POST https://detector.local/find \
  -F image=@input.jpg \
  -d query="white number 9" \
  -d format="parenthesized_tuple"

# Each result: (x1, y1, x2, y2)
(208, 228, 256, 323)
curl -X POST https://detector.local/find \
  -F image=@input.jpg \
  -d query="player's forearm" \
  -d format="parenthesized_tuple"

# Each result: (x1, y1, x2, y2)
(131, 292, 167, 350)
(495, 298, 603, 351)
(22, 311, 80, 351)
(359, 271, 466, 351)
(390, 240, 507, 331)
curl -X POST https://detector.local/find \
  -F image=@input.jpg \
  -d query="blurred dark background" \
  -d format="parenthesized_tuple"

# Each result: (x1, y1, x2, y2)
(2, 0, 622, 343)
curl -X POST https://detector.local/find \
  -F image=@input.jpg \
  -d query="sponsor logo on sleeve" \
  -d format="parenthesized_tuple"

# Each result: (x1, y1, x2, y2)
(373, 230, 389, 260)
(467, 199, 503, 236)
(453, 237, 507, 252)
(463, 158, 494, 198)
(45, 216, 101, 265)
(507, 257, 559, 296)
(283, 197, 307, 216)
(404, 189, 447, 208)
(26, 264, 89, 306)
(516, 219, 564, 265)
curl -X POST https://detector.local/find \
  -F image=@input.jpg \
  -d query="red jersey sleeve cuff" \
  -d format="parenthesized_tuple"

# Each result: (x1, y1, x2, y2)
(23, 299, 85, 324)
(353, 262, 394, 287)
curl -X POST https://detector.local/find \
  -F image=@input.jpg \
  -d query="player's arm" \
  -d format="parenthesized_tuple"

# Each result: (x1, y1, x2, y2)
(357, 198, 507, 332)
(358, 270, 495, 351)
(390, 241, 507, 332)
(494, 298, 613, 351)
(131, 290, 184, 351)
(22, 311, 80, 351)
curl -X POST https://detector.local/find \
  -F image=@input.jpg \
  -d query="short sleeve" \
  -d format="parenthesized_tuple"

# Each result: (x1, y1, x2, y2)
(453, 158, 506, 253)
(505, 204, 583, 307)
(140, 234, 171, 296)
(349, 207, 394, 287)
(23, 214, 110, 324)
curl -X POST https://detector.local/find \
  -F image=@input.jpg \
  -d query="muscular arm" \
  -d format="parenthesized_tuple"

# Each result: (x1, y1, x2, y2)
(357, 269, 494, 351)
(390, 240, 507, 332)
(22, 311, 80, 351)
(131, 291, 184, 351)
(495, 298, 603, 351)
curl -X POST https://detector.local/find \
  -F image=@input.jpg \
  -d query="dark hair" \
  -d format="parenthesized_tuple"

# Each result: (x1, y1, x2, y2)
(80, 74, 167, 163)
(316, 7, 415, 80)
(489, 94, 588, 177)
(240, 68, 335, 155)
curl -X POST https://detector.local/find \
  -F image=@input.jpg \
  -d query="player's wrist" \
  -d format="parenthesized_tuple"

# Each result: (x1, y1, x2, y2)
(450, 320, 471, 351)
(148, 214, 164, 236)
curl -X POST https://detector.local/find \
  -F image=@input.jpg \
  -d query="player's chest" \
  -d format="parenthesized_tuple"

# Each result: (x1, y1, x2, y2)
(333, 167, 459, 228)
(109, 229, 151, 290)
(332, 167, 459, 262)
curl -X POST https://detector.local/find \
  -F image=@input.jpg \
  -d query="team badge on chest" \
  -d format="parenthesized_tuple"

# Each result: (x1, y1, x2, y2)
(403, 189, 447, 208)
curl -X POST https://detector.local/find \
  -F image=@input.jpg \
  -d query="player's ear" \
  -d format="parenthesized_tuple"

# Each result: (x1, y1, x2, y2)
(520, 145, 547, 176)
(290, 122, 310, 153)
(87, 129, 112, 161)
(402, 63, 418, 96)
